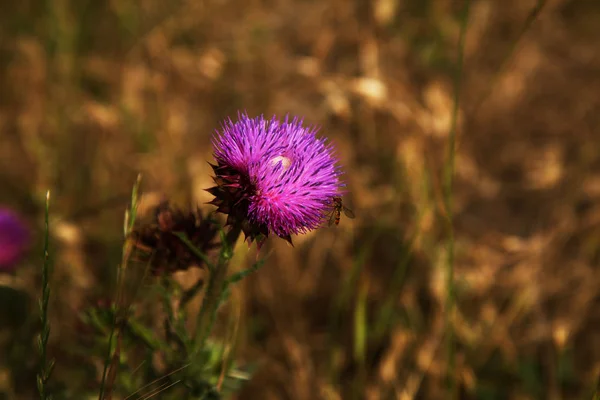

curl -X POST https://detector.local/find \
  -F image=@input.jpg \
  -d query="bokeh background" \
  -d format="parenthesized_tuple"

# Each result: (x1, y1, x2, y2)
(1, 0, 600, 398)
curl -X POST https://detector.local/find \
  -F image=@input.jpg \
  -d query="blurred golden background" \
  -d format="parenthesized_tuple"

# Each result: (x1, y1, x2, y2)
(1, 0, 600, 398)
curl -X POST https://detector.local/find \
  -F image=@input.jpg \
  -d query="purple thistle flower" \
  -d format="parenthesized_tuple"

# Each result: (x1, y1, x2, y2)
(0, 208, 30, 272)
(207, 113, 343, 247)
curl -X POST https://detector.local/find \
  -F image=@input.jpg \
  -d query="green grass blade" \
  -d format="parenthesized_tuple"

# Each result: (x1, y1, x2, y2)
(443, 1, 471, 397)
(37, 190, 54, 400)
(98, 175, 142, 400)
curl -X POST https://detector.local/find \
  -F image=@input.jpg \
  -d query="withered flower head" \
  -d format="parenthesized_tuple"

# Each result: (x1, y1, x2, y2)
(0, 207, 30, 272)
(131, 201, 219, 275)
(207, 113, 343, 248)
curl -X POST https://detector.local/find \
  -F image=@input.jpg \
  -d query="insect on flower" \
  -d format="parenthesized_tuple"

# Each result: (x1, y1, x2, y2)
(327, 196, 355, 226)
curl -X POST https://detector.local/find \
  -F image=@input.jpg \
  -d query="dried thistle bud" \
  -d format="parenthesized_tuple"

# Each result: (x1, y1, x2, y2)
(130, 201, 219, 275)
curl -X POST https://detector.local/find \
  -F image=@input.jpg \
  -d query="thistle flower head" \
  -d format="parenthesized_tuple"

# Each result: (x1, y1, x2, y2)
(208, 113, 343, 247)
(0, 208, 30, 272)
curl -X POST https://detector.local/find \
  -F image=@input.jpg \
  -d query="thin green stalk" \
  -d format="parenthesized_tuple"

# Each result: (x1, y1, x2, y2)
(471, 0, 547, 114)
(37, 191, 55, 400)
(174, 232, 215, 272)
(327, 234, 375, 383)
(371, 236, 413, 342)
(352, 280, 368, 400)
(193, 226, 242, 356)
(593, 376, 600, 400)
(444, 1, 471, 398)
(98, 175, 142, 400)
(225, 257, 267, 287)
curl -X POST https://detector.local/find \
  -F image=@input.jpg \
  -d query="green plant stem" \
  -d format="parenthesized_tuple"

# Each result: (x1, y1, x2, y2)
(352, 280, 368, 400)
(326, 235, 375, 383)
(194, 226, 241, 355)
(471, 0, 547, 114)
(98, 176, 141, 400)
(444, 1, 471, 398)
(37, 191, 54, 400)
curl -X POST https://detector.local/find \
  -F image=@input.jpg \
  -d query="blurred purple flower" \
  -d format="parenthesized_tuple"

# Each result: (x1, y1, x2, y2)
(208, 113, 343, 247)
(0, 208, 30, 272)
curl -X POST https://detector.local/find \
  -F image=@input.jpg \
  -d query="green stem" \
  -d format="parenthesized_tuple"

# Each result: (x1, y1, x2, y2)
(37, 191, 54, 400)
(444, 1, 471, 398)
(98, 175, 141, 400)
(471, 0, 547, 113)
(193, 226, 242, 354)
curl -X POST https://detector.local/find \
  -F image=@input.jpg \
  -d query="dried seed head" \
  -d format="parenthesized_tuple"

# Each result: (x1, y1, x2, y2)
(130, 201, 219, 275)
